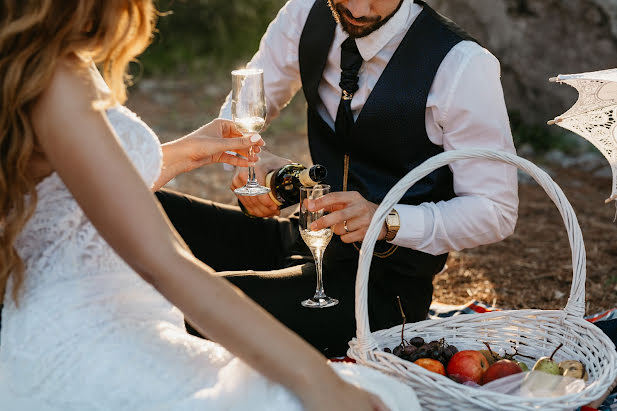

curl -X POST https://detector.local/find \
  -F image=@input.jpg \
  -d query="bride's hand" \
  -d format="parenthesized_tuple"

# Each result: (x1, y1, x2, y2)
(154, 118, 264, 190)
(176, 118, 264, 169)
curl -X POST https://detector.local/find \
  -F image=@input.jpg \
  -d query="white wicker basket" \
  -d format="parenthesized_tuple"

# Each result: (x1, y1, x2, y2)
(347, 149, 617, 411)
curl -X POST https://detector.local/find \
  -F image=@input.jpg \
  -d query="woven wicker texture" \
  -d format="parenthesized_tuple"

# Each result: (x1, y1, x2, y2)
(347, 149, 617, 410)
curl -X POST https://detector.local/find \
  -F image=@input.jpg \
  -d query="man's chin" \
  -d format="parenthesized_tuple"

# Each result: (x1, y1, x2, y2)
(340, 21, 380, 38)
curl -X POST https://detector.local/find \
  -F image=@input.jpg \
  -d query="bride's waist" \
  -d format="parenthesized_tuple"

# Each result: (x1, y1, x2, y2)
(3, 274, 183, 333)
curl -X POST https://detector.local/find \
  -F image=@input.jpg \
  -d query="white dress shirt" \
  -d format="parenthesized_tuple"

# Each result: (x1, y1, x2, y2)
(220, 0, 519, 256)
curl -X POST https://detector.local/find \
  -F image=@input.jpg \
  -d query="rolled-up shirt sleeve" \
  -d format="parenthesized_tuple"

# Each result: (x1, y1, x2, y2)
(391, 43, 519, 255)
(219, 0, 311, 122)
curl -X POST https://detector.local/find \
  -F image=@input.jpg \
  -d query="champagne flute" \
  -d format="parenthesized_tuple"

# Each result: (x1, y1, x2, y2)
(231, 68, 270, 196)
(299, 185, 338, 308)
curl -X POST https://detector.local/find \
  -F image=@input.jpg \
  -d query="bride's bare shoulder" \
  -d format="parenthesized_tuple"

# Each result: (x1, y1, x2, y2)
(40, 55, 102, 105)
(31, 54, 107, 133)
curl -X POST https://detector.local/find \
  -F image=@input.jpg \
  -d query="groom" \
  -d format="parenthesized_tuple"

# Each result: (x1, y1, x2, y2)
(156, 0, 518, 356)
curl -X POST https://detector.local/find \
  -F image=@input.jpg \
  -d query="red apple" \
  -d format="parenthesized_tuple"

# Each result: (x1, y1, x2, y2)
(481, 359, 523, 385)
(446, 350, 489, 384)
(414, 358, 446, 376)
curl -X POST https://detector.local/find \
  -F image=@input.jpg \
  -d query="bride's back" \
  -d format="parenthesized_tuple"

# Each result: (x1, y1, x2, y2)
(0, 0, 156, 308)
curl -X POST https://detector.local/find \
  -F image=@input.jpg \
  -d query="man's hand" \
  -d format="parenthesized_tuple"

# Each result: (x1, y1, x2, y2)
(231, 150, 292, 217)
(308, 191, 387, 243)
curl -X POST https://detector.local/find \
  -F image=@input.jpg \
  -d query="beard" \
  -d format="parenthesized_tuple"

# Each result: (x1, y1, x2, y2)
(332, 0, 404, 38)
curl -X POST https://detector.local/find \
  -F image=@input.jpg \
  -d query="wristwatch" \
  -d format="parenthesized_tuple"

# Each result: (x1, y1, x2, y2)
(384, 209, 400, 242)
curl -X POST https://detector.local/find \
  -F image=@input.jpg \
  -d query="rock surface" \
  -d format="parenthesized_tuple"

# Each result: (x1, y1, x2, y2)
(427, 0, 617, 125)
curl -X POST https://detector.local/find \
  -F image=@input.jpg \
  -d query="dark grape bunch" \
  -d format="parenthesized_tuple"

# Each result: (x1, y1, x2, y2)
(384, 337, 459, 368)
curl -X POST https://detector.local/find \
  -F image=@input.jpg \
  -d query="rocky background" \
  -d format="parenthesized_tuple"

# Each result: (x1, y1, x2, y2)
(428, 0, 617, 125)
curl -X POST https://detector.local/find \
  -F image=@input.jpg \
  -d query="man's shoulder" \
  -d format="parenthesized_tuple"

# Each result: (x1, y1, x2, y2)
(275, 0, 318, 27)
(447, 40, 500, 68)
(281, 0, 319, 15)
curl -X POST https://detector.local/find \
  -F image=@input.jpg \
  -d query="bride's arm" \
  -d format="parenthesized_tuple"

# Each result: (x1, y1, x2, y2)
(31, 60, 387, 411)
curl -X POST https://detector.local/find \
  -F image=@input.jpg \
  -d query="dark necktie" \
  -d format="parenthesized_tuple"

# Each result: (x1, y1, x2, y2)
(335, 37, 363, 150)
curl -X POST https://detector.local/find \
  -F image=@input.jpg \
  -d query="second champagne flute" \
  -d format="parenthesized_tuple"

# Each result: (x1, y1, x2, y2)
(299, 185, 338, 308)
(231, 68, 270, 196)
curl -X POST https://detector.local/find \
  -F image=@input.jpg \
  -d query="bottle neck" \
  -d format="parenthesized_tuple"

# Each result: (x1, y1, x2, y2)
(298, 168, 318, 187)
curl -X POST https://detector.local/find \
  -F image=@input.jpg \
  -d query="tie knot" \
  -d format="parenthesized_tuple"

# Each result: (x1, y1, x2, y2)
(339, 37, 363, 96)
(341, 37, 359, 53)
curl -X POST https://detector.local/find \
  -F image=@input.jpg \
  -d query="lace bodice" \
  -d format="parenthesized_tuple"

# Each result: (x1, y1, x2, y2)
(0, 106, 183, 399)
(14, 105, 162, 269)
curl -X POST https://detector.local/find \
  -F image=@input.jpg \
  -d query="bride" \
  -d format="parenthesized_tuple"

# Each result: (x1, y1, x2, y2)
(0, 1, 419, 410)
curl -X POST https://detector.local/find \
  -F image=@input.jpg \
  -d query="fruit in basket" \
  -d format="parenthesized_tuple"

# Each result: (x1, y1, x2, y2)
(402, 344, 418, 358)
(408, 336, 425, 347)
(480, 359, 523, 385)
(479, 342, 503, 365)
(414, 358, 446, 375)
(501, 344, 534, 372)
(446, 350, 489, 384)
(516, 361, 529, 372)
(532, 343, 563, 375)
(415, 345, 429, 359)
(392, 344, 404, 357)
(532, 359, 560, 375)
(558, 360, 588, 381)
(479, 350, 502, 365)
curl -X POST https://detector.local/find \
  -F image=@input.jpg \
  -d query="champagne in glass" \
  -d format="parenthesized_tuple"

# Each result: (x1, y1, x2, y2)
(231, 68, 270, 196)
(299, 185, 338, 308)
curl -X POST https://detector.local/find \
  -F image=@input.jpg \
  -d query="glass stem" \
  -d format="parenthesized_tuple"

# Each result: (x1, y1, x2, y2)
(311, 247, 326, 299)
(247, 145, 257, 185)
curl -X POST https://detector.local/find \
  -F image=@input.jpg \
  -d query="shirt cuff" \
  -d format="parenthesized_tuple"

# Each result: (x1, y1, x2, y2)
(389, 204, 426, 249)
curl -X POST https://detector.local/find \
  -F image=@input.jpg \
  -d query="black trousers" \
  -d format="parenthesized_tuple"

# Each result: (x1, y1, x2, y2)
(155, 189, 446, 357)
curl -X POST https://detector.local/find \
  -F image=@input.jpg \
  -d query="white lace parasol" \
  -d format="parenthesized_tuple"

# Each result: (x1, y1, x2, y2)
(548, 68, 617, 202)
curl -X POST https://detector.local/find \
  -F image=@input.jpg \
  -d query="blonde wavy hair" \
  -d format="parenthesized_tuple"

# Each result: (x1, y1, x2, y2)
(0, 0, 157, 305)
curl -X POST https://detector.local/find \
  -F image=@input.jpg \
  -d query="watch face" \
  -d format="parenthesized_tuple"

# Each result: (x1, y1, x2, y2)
(386, 211, 400, 231)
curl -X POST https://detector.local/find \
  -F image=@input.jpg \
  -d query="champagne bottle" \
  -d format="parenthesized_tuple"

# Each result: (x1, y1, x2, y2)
(265, 163, 327, 209)
(238, 163, 328, 217)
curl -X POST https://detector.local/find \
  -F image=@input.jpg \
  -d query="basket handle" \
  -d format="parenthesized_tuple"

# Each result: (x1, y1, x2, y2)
(354, 149, 587, 348)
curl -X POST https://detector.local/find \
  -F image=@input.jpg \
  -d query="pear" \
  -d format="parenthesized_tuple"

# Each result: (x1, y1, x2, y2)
(516, 361, 529, 372)
(480, 342, 503, 365)
(532, 343, 563, 375)
(558, 360, 588, 381)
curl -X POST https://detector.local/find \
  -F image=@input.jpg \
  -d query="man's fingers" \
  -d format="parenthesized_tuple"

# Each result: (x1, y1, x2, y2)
(310, 208, 355, 231)
(237, 196, 277, 217)
(232, 183, 278, 217)
(340, 230, 365, 243)
(307, 191, 359, 211)
(231, 161, 278, 217)
(332, 218, 360, 236)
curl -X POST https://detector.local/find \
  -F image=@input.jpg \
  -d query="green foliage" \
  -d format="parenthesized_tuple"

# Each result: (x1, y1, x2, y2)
(138, 0, 287, 76)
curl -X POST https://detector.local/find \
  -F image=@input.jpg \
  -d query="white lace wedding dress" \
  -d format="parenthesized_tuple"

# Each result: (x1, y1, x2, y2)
(0, 106, 419, 410)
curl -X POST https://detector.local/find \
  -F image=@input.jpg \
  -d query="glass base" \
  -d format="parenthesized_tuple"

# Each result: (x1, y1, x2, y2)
(234, 182, 270, 196)
(301, 296, 339, 308)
